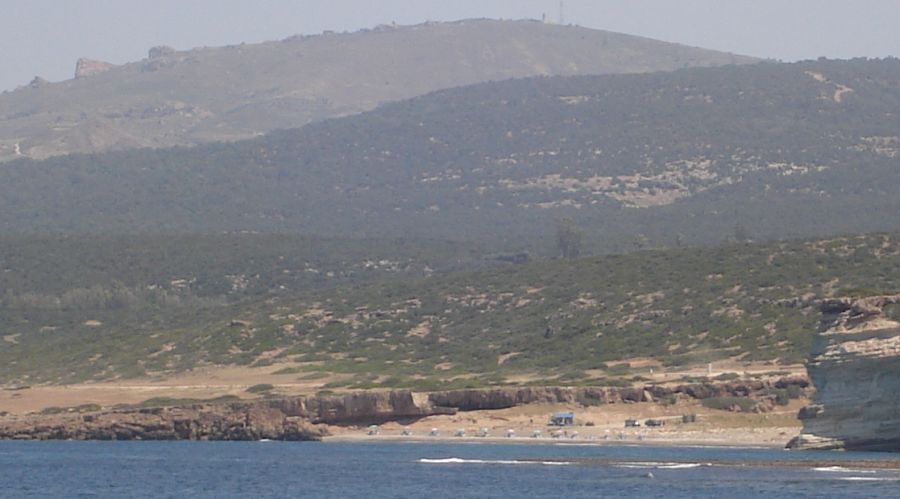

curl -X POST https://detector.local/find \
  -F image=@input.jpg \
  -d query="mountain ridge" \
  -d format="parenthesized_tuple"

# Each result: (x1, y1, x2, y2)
(0, 58, 897, 253)
(0, 18, 756, 162)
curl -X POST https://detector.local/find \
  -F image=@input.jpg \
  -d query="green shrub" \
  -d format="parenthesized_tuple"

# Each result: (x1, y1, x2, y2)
(767, 388, 791, 406)
(606, 363, 631, 376)
(272, 366, 310, 375)
(246, 383, 274, 394)
(660, 394, 678, 406)
(701, 396, 756, 412)
(137, 395, 239, 408)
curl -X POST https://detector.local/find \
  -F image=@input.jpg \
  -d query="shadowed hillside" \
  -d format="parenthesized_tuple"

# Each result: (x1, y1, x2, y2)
(0, 58, 897, 252)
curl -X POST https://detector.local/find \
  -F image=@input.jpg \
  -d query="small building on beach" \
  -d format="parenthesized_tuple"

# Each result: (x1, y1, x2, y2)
(549, 412, 575, 426)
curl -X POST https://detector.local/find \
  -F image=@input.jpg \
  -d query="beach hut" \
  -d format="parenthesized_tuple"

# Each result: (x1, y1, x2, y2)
(367, 425, 379, 435)
(549, 412, 575, 426)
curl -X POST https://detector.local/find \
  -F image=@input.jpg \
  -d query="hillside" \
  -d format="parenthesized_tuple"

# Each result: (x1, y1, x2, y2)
(0, 234, 493, 307)
(0, 19, 755, 161)
(1, 232, 897, 385)
(0, 58, 898, 252)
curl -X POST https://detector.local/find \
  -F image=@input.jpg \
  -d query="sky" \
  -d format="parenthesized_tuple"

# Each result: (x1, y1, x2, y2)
(2, 0, 898, 91)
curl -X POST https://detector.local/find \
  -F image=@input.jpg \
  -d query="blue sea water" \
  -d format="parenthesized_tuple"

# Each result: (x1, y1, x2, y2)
(1, 441, 899, 498)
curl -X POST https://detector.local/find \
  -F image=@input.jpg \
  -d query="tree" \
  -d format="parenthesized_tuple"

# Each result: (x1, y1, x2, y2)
(555, 218, 584, 259)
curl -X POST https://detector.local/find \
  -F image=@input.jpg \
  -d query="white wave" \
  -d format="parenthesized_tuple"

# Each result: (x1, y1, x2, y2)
(834, 477, 896, 482)
(657, 463, 708, 469)
(813, 466, 876, 474)
(418, 458, 571, 466)
(615, 461, 709, 470)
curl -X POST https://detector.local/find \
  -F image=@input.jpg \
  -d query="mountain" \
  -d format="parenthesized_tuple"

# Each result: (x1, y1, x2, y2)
(1, 58, 898, 253)
(0, 19, 755, 162)
(2, 232, 897, 384)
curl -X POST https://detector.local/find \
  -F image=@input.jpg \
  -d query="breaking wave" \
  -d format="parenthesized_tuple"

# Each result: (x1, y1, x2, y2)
(615, 461, 710, 469)
(418, 458, 571, 466)
(833, 477, 897, 482)
(813, 466, 876, 474)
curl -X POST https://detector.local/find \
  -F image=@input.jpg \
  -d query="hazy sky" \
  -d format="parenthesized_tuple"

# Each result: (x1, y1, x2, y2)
(2, 0, 898, 91)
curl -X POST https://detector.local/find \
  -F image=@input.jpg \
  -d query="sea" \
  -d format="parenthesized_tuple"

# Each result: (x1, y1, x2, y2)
(1, 441, 899, 498)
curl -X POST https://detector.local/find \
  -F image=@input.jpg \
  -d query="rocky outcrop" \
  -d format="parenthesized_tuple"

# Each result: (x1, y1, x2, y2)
(148, 45, 176, 59)
(0, 399, 325, 441)
(304, 390, 455, 425)
(74, 58, 115, 79)
(0, 390, 453, 441)
(428, 378, 808, 413)
(788, 294, 900, 451)
(27, 76, 48, 89)
(142, 46, 179, 72)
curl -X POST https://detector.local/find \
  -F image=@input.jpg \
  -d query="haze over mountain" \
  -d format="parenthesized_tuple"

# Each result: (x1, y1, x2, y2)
(2, 58, 897, 253)
(0, 19, 755, 162)
(1, 15, 898, 392)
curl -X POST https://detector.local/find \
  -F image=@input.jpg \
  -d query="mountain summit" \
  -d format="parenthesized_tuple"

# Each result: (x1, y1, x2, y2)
(0, 19, 755, 161)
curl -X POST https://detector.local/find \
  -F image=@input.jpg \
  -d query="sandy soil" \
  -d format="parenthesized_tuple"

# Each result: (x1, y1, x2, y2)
(325, 399, 805, 449)
(0, 362, 334, 414)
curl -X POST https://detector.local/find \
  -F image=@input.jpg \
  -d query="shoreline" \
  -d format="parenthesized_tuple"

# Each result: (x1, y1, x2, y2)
(322, 432, 788, 449)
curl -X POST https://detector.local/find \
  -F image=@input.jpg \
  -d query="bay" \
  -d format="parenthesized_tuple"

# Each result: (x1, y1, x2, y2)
(1, 441, 899, 498)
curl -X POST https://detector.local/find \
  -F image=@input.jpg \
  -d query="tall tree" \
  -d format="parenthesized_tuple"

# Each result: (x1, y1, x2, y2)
(555, 218, 584, 259)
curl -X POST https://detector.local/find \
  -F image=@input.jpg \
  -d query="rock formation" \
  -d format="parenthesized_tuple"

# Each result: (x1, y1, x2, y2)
(27, 76, 48, 89)
(306, 390, 454, 425)
(0, 399, 324, 441)
(74, 58, 115, 79)
(0, 390, 451, 441)
(428, 380, 808, 413)
(148, 45, 176, 59)
(788, 294, 900, 451)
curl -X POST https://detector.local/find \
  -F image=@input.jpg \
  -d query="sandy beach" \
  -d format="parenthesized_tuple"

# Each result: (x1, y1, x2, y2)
(323, 399, 804, 449)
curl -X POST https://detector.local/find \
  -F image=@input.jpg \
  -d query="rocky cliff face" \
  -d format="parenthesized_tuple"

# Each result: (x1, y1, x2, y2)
(0, 390, 451, 441)
(788, 294, 900, 451)
(74, 58, 115, 79)
(304, 390, 455, 425)
(0, 399, 323, 441)
(428, 380, 808, 413)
